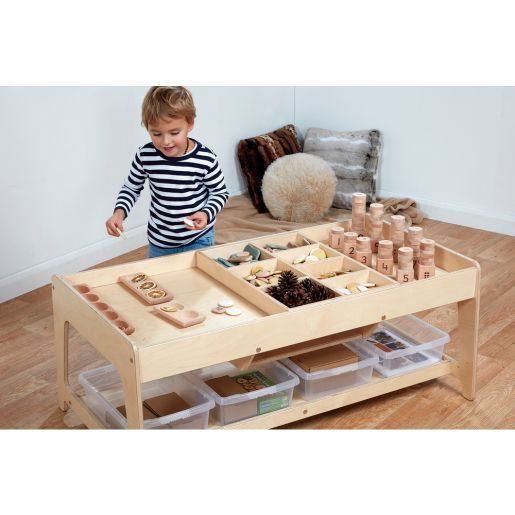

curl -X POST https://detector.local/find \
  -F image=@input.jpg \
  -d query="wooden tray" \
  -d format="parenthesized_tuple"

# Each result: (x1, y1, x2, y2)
(119, 272, 174, 305)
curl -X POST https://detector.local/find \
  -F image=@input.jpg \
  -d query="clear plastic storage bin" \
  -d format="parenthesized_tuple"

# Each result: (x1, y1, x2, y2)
(281, 342, 378, 400)
(363, 315, 450, 377)
(79, 364, 215, 429)
(189, 361, 299, 426)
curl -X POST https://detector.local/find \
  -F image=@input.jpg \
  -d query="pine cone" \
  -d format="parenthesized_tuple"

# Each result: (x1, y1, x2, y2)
(266, 285, 281, 301)
(301, 279, 336, 303)
(277, 270, 299, 293)
(282, 287, 312, 308)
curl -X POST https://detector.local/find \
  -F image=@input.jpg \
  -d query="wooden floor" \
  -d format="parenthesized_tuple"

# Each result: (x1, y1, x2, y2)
(1, 218, 514, 429)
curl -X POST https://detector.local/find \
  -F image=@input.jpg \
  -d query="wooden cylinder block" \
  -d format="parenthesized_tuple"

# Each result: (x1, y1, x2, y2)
(396, 246, 414, 283)
(356, 236, 371, 252)
(408, 226, 424, 246)
(408, 226, 424, 265)
(368, 203, 384, 253)
(355, 236, 372, 266)
(329, 227, 345, 249)
(351, 192, 367, 236)
(397, 246, 414, 270)
(377, 239, 393, 258)
(376, 240, 393, 275)
(369, 203, 384, 220)
(419, 238, 435, 266)
(389, 215, 406, 263)
(343, 231, 358, 258)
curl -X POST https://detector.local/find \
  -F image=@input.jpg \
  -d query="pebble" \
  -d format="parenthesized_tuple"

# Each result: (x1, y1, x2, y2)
(243, 244, 261, 260)
(211, 306, 226, 314)
(264, 243, 288, 250)
(225, 307, 242, 316)
(347, 283, 361, 294)
(217, 298, 234, 308)
(161, 305, 179, 312)
(362, 282, 376, 288)
(336, 287, 352, 295)
(310, 248, 327, 260)
(293, 255, 307, 264)
(256, 270, 270, 278)
(245, 274, 257, 281)
(357, 284, 368, 292)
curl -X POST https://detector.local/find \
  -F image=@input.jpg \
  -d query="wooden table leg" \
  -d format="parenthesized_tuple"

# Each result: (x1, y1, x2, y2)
(119, 358, 144, 429)
(456, 290, 480, 400)
(54, 313, 70, 412)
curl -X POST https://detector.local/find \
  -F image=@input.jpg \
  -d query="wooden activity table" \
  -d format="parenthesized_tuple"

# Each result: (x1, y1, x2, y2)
(52, 220, 480, 429)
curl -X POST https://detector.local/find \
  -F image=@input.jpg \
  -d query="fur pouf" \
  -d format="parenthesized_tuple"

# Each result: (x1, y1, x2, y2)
(262, 153, 337, 223)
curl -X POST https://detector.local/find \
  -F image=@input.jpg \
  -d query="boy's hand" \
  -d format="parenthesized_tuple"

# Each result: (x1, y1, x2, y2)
(106, 209, 125, 237)
(185, 211, 208, 230)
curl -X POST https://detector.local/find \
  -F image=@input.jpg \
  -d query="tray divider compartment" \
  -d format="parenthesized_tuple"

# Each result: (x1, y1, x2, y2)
(249, 231, 316, 251)
(298, 220, 352, 245)
(196, 251, 289, 315)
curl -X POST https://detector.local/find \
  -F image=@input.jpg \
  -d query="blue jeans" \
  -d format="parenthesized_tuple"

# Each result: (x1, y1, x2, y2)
(148, 228, 215, 258)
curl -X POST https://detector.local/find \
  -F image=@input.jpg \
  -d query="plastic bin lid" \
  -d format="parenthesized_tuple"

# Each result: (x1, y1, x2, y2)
(79, 364, 214, 428)
(190, 361, 299, 406)
(368, 315, 450, 359)
(282, 342, 378, 380)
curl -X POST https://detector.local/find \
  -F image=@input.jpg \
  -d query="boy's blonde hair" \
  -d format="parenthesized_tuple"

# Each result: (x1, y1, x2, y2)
(141, 86, 196, 127)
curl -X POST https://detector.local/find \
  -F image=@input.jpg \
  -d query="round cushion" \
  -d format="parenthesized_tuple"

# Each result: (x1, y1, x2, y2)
(262, 153, 336, 222)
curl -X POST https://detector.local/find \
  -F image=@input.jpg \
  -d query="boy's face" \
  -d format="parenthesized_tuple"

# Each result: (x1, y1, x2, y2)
(148, 116, 194, 157)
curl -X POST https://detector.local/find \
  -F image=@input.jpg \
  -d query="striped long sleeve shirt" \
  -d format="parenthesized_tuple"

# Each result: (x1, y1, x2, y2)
(114, 139, 229, 248)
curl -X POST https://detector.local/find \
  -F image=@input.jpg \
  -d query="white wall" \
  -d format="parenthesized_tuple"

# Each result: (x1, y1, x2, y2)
(294, 87, 515, 236)
(0, 87, 294, 302)
(1, 87, 514, 303)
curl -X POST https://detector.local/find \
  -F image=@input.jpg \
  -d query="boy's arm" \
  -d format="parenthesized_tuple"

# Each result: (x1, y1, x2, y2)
(199, 157, 229, 224)
(114, 149, 148, 218)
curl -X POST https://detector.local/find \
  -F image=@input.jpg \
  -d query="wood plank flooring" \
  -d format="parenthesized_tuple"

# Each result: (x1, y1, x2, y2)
(0, 218, 513, 429)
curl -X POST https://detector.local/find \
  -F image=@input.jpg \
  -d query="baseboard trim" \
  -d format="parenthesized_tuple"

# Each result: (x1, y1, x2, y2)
(0, 226, 148, 304)
(378, 189, 515, 237)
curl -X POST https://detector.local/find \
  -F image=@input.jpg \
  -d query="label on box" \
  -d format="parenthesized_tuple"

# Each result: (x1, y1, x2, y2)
(258, 393, 289, 415)
(231, 370, 275, 392)
(367, 330, 408, 352)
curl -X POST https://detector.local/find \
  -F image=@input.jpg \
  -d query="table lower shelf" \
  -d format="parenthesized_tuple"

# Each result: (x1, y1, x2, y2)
(212, 356, 457, 429)
(70, 356, 456, 429)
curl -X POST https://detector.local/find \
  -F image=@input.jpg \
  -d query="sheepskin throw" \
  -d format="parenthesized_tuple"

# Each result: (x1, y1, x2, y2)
(262, 153, 337, 223)
(303, 127, 382, 209)
(237, 124, 302, 213)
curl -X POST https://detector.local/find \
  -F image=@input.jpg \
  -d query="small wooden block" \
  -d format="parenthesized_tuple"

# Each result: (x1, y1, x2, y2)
(376, 257, 394, 275)
(415, 263, 436, 280)
(143, 392, 191, 417)
(396, 269, 414, 283)
(205, 375, 247, 397)
(155, 303, 205, 328)
(291, 344, 359, 372)
(119, 272, 174, 305)
(355, 250, 372, 267)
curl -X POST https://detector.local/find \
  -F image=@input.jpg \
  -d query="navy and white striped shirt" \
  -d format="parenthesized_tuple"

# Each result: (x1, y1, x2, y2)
(115, 139, 229, 248)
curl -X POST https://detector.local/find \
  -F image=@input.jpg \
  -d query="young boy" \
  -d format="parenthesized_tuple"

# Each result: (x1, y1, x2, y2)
(105, 86, 229, 258)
